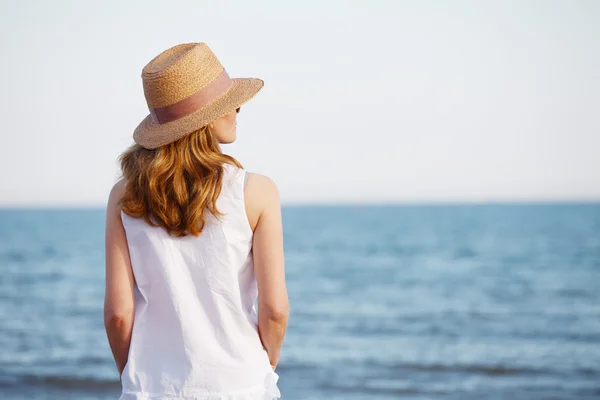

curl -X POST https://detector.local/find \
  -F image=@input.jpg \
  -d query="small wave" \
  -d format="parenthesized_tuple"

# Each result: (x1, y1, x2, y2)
(18, 374, 120, 390)
(317, 382, 435, 396)
(279, 360, 549, 376)
(454, 247, 477, 259)
(367, 360, 600, 377)
(397, 363, 537, 375)
(1, 246, 61, 264)
(2, 250, 28, 263)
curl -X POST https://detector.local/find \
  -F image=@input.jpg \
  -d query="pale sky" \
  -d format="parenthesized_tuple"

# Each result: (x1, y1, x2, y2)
(1, 0, 598, 206)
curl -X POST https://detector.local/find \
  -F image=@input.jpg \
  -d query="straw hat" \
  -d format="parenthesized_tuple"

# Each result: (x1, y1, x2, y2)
(133, 42, 264, 149)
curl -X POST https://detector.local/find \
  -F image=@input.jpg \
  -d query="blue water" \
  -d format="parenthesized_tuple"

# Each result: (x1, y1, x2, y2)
(0, 204, 599, 399)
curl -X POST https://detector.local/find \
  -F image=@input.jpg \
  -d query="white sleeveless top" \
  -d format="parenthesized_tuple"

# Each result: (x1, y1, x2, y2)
(118, 163, 281, 400)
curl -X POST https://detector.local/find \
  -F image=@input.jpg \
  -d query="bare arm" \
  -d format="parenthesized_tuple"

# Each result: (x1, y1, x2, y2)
(104, 180, 135, 376)
(245, 173, 289, 370)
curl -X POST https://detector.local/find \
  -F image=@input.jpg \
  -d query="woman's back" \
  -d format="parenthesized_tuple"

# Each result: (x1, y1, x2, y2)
(118, 163, 280, 399)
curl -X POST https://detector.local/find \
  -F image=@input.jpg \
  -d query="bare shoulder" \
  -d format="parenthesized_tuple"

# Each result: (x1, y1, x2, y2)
(107, 179, 127, 212)
(244, 173, 280, 231)
(246, 173, 279, 199)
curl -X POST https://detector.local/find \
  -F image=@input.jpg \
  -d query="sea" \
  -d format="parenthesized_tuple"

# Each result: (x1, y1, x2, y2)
(0, 204, 599, 400)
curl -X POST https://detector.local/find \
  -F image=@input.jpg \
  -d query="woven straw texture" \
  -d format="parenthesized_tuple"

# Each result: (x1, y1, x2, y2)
(133, 43, 264, 149)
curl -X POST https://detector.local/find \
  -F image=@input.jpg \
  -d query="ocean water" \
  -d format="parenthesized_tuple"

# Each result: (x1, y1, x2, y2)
(0, 204, 599, 400)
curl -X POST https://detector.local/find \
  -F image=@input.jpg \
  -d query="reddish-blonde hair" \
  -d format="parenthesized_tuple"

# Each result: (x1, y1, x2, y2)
(118, 126, 242, 237)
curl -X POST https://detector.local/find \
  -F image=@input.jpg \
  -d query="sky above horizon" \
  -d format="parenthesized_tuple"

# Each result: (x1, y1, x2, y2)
(1, 0, 599, 206)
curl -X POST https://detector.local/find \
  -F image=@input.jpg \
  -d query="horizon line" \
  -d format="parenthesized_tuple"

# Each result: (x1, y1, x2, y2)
(1, 198, 599, 210)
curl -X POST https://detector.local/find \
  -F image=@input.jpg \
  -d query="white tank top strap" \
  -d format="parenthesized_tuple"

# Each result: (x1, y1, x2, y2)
(221, 163, 253, 237)
(222, 162, 246, 198)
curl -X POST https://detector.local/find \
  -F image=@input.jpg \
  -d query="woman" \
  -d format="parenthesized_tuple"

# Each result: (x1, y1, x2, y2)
(104, 42, 289, 400)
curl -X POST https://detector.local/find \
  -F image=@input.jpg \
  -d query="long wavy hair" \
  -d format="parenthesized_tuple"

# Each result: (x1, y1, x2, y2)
(118, 125, 242, 237)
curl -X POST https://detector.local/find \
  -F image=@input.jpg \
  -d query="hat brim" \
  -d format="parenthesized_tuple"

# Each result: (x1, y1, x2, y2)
(133, 77, 264, 149)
